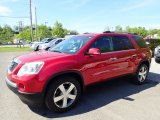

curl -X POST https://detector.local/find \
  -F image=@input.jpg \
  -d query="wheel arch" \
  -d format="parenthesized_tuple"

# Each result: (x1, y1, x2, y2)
(137, 60, 151, 71)
(43, 70, 85, 96)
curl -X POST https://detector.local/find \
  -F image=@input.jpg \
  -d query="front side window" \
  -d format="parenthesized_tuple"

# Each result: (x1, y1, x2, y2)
(90, 36, 113, 53)
(112, 36, 134, 51)
(50, 36, 93, 54)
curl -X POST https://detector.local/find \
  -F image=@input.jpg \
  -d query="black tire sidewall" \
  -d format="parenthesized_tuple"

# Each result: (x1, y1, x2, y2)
(45, 76, 81, 112)
(45, 47, 50, 51)
(155, 58, 160, 63)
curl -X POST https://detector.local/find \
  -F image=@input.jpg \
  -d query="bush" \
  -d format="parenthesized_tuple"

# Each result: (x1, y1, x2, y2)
(146, 39, 160, 53)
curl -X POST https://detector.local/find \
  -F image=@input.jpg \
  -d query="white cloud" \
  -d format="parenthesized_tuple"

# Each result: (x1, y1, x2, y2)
(0, 6, 11, 16)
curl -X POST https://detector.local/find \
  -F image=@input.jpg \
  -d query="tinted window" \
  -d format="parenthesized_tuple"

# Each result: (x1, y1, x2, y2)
(112, 36, 134, 51)
(90, 36, 112, 53)
(133, 36, 147, 48)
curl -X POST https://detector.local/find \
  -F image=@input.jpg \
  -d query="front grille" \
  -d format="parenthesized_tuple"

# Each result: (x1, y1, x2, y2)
(8, 59, 20, 72)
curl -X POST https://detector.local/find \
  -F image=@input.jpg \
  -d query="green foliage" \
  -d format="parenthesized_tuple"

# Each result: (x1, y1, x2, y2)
(52, 21, 68, 38)
(0, 25, 14, 44)
(69, 30, 79, 35)
(1, 22, 160, 44)
(115, 25, 123, 32)
(0, 47, 31, 52)
(38, 25, 52, 40)
(149, 29, 160, 35)
(14, 28, 31, 40)
(125, 26, 148, 37)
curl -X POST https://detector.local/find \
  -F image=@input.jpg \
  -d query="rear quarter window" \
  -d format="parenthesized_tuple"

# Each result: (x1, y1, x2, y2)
(112, 35, 134, 51)
(133, 36, 147, 48)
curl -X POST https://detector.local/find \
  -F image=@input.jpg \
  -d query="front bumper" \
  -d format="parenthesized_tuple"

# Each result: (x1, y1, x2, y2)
(5, 77, 44, 106)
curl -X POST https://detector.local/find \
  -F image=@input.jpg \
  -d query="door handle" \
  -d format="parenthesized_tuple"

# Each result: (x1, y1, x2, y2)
(109, 57, 117, 61)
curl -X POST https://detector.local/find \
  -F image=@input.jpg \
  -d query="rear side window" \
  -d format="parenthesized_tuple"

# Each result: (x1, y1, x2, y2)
(133, 36, 147, 48)
(112, 36, 134, 51)
(90, 36, 113, 53)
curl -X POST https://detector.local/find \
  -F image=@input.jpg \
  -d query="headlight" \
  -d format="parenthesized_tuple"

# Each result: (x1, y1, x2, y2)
(17, 62, 44, 76)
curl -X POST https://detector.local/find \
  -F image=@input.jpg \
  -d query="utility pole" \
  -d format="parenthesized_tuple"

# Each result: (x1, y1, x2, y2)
(29, 0, 34, 42)
(35, 7, 38, 41)
(45, 22, 48, 26)
(18, 21, 23, 38)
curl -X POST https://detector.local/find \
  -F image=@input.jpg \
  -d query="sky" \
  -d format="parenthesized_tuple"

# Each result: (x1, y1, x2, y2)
(0, 0, 160, 33)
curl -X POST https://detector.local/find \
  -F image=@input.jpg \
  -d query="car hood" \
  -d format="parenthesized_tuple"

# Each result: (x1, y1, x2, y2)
(31, 42, 43, 44)
(16, 51, 70, 63)
(40, 43, 49, 46)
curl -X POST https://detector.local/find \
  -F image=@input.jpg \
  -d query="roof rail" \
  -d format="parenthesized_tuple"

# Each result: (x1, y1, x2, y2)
(83, 32, 90, 34)
(125, 32, 138, 35)
(103, 31, 114, 33)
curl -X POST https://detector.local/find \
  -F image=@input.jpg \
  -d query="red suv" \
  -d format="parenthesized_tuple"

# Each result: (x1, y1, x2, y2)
(6, 32, 152, 112)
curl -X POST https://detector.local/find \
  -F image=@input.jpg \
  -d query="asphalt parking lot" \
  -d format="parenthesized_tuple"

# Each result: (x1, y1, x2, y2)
(0, 52, 160, 120)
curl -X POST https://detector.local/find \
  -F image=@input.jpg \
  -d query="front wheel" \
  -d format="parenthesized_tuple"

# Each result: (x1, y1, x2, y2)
(155, 58, 160, 63)
(134, 64, 149, 84)
(45, 76, 81, 112)
(45, 47, 50, 51)
(34, 45, 39, 51)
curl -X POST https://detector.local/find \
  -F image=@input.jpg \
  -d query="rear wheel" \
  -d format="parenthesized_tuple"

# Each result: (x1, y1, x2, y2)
(134, 64, 149, 84)
(45, 76, 81, 112)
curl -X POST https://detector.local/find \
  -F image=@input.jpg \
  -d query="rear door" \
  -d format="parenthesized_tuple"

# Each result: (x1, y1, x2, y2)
(110, 35, 137, 76)
(83, 35, 137, 84)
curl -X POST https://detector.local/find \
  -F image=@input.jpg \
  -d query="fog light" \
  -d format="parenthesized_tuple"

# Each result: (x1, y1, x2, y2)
(18, 83, 25, 91)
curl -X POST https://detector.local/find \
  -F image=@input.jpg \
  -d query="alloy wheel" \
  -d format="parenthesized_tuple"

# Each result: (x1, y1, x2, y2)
(53, 82, 77, 108)
(138, 66, 148, 82)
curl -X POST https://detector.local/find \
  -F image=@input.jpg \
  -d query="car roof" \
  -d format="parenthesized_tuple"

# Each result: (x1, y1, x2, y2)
(80, 32, 137, 37)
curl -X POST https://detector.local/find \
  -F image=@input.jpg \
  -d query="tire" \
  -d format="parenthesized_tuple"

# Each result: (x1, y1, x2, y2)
(45, 47, 50, 51)
(134, 64, 149, 85)
(155, 58, 160, 63)
(45, 76, 81, 113)
(34, 45, 39, 51)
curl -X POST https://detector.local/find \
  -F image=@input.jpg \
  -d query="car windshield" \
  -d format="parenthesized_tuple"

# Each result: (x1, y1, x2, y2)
(41, 38, 48, 42)
(50, 39, 58, 44)
(41, 38, 53, 43)
(49, 36, 93, 54)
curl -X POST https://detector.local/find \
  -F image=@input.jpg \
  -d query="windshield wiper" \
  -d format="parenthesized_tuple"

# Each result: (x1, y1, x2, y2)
(52, 50, 62, 53)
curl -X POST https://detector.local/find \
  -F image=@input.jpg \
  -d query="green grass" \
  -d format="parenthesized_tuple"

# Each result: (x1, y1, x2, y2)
(0, 47, 32, 52)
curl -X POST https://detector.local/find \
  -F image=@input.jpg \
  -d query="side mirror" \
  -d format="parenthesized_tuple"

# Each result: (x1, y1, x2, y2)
(88, 48, 101, 55)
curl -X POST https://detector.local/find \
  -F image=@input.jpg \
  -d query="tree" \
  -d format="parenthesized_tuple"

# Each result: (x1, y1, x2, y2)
(0, 25, 13, 44)
(115, 25, 123, 32)
(149, 29, 160, 35)
(69, 30, 79, 35)
(38, 25, 52, 40)
(125, 26, 148, 37)
(52, 21, 67, 38)
(14, 28, 31, 40)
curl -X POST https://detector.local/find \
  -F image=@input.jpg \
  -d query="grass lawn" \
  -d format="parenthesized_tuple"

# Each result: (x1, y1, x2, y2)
(0, 47, 32, 52)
